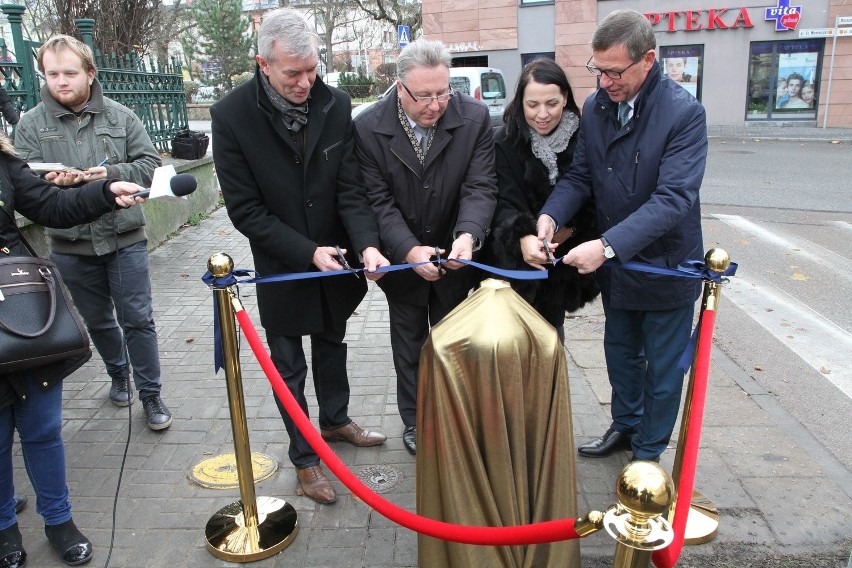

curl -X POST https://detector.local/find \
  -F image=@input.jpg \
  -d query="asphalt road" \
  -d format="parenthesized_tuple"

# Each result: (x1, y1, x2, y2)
(701, 138, 852, 492)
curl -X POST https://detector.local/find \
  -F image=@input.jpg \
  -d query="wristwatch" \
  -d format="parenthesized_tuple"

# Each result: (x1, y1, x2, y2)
(600, 237, 616, 259)
(456, 232, 481, 251)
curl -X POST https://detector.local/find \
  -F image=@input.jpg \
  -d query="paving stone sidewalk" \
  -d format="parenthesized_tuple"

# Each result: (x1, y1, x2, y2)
(12, 205, 851, 567)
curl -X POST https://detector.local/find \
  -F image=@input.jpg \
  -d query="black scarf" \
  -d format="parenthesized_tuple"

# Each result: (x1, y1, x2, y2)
(260, 72, 309, 132)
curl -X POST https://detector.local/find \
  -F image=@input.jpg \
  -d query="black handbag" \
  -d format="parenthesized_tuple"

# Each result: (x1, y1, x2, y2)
(171, 129, 210, 160)
(0, 218, 90, 373)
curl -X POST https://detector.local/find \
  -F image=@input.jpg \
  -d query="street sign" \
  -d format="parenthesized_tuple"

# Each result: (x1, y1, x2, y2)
(398, 25, 411, 47)
(798, 28, 834, 38)
(837, 16, 852, 26)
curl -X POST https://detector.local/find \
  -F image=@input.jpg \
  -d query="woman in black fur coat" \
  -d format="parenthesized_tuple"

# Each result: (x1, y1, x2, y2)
(485, 59, 599, 341)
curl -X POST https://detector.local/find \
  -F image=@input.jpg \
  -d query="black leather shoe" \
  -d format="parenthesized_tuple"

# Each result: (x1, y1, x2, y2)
(577, 427, 632, 458)
(13, 496, 26, 514)
(402, 426, 416, 455)
(0, 523, 26, 568)
(44, 519, 92, 566)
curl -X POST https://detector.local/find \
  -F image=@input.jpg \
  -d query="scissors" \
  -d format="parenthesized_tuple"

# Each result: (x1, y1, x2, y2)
(335, 245, 360, 279)
(542, 238, 557, 266)
(431, 246, 446, 277)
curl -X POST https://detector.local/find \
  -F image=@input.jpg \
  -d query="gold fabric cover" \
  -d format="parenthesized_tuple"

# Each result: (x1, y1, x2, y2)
(416, 279, 580, 567)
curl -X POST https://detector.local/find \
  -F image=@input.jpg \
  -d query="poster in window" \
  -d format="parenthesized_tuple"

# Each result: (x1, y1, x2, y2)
(774, 45, 819, 111)
(660, 45, 703, 100)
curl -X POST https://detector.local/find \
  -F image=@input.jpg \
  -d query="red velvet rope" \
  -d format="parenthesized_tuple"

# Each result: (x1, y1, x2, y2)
(234, 308, 581, 546)
(652, 308, 716, 568)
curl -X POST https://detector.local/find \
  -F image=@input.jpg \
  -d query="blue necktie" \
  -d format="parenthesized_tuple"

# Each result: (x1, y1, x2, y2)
(618, 102, 631, 127)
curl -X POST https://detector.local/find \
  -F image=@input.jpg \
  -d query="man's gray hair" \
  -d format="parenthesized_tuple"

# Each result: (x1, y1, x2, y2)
(396, 39, 452, 82)
(592, 10, 656, 62)
(258, 7, 320, 62)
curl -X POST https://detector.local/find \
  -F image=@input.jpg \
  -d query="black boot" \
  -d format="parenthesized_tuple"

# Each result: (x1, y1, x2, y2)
(0, 523, 26, 568)
(107, 367, 134, 407)
(44, 519, 92, 566)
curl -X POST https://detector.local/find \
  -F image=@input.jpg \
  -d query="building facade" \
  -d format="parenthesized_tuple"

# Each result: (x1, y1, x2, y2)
(423, 0, 852, 127)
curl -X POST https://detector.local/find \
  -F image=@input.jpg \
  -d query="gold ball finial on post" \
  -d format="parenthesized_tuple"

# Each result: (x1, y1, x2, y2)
(605, 461, 675, 567)
(704, 248, 730, 274)
(208, 253, 234, 279)
(616, 461, 676, 523)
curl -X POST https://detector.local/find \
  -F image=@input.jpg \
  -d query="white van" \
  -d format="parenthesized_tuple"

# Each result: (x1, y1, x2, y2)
(449, 67, 508, 128)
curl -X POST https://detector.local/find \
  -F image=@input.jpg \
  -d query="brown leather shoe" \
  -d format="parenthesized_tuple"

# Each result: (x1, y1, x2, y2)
(296, 465, 337, 504)
(321, 421, 387, 447)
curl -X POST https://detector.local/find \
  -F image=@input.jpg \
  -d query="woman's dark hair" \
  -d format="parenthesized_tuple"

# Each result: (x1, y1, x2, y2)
(503, 58, 580, 145)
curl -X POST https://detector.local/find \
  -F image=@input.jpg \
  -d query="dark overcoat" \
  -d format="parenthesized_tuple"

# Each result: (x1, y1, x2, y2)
(211, 71, 381, 336)
(486, 124, 599, 328)
(0, 136, 117, 407)
(542, 63, 706, 311)
(353, 89, 497, 306)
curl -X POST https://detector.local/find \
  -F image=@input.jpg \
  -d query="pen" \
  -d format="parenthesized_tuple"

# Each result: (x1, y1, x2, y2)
(96, 157, 108, 167)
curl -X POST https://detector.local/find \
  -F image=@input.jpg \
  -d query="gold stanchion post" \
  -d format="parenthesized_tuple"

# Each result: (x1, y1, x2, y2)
(605, 461, 675, 568)
(668, 249, 730, 544)
(204, 253, 298, 562)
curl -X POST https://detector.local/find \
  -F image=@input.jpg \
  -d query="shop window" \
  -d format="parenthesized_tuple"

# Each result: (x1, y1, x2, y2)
(659, 45, 703, 101)
(747, 40, 822, 120)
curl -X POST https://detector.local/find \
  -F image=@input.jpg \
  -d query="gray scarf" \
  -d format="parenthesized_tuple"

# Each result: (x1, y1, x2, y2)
(260, 72, 309, 132)
(529, 111, 580, 185)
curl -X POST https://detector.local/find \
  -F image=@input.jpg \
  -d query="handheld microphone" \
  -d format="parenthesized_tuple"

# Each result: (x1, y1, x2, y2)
(136, 173, 197, 199)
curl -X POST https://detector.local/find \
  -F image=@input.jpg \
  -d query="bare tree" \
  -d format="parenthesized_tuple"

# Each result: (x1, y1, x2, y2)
(43, 0, 165, 57)
(353, 0, 420, 37)
(303, 0, 359, 73)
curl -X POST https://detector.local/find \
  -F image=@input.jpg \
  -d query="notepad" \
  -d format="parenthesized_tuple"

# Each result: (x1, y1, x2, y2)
(27, 162, 85, 175)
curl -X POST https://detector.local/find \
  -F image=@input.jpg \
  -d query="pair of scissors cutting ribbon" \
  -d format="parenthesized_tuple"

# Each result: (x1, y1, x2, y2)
(431, 246, 447, 277)
(335, 245, 360, 279)
(542, 238, 557, 265)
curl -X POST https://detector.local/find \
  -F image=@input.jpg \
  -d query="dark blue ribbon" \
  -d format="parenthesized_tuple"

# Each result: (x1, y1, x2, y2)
(202, 259, 548, 371)
(551, 256, 737, 371)
(203, 256, 736, 373)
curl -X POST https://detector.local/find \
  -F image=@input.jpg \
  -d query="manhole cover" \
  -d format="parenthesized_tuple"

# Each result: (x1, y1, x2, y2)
(189, 452, 278, 489)
(356, 465, 401, 493)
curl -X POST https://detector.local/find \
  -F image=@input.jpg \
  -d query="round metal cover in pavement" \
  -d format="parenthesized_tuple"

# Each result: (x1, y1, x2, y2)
(356, 465, 401, 493)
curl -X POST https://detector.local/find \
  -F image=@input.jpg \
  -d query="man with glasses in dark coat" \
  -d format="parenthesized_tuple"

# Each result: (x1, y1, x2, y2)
(354, 39, 497, 455)
(535, 10, 708, 463)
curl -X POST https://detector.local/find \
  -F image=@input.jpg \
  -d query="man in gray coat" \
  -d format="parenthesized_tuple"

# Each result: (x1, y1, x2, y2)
(15, 34, 172, 431)
(354, 39, 497, 455)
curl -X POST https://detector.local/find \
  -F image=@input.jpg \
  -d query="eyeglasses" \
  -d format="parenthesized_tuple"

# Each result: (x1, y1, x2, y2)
(400, 81, 454, 105)
(585, 55, 641, 80)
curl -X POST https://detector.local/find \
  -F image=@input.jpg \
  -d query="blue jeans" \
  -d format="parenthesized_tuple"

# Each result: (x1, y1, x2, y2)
(267, 323, 351, 469)
(0, 380, 71, 530)
(602, 296, 695, 459)
(52, 241, 162, 398)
